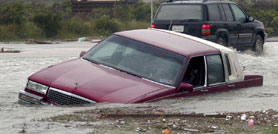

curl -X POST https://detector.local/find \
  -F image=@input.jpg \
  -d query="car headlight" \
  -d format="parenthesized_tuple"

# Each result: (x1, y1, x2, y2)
(26, 80, 49, 95)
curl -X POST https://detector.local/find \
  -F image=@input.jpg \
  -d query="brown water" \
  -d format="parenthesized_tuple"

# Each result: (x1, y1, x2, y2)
(0, 42, 277, 133)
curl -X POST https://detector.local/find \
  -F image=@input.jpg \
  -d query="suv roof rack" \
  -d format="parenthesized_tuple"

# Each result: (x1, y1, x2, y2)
(167, 0, 229, 2)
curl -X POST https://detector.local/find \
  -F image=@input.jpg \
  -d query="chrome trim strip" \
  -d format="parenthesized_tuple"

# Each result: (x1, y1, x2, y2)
(19, 90, 43, 100)
(142, 78, 175, 88)
(18, 99, 32, 104)
(99, 64, 116, 70)
(208, 82, 226, 86)
(48, 88, 96, 104)
(204, 56, 208, 87)
(239, 33, 252, 37)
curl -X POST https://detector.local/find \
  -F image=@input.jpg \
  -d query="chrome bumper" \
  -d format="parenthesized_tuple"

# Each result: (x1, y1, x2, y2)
(18, 90, 44, 104)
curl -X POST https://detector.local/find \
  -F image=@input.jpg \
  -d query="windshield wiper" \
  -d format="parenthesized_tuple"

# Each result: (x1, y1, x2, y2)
(116, 68, 142, 79)
(82, 57, 99, 65)
(97, 63, 142, 79)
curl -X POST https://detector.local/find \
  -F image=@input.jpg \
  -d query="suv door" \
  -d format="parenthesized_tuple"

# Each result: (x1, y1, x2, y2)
(206, 4, 224, 40)
(221, 3, 239, 46)
(230, 4, 253, 45)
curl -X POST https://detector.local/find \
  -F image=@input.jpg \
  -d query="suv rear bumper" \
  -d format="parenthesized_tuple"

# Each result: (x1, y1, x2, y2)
(201, 35, 217, 42)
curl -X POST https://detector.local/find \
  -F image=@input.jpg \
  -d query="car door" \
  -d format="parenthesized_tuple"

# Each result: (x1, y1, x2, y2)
(221, 3, 239, 46)
(230, 4, 253, 45)
(175, 54, 233, 97)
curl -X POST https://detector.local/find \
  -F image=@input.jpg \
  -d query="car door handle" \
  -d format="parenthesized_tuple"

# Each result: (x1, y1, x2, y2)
(200, 89, 209, 92)
(228, 84, 235, 88)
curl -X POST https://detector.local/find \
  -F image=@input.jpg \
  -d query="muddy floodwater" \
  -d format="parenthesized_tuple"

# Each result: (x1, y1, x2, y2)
(0, 41, 278, 133)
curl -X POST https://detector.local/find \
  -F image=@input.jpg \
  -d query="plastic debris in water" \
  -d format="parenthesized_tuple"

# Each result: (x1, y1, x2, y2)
(78, 37, 86, 42)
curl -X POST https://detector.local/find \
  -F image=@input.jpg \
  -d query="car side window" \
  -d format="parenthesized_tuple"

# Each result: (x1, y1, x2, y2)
(183, 56, 205, 87)
(230, 4, 246, 23)
(222, 4, 234, 21)
(207, 4, 220, 21)
(206, 54, 225, 85)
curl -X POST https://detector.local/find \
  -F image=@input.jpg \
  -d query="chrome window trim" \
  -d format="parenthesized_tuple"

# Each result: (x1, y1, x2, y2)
(208, 82, 227, 86)
(48, 88, 96, 104)
(204, 56, 208, 87)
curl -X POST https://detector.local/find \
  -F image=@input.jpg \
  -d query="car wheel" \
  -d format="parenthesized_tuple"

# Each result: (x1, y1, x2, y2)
(216, 37, 227, 46)
(253, 35, 263, 55)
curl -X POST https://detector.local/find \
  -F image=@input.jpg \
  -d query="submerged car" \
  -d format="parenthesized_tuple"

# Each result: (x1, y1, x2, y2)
(18, 29, 263, 105)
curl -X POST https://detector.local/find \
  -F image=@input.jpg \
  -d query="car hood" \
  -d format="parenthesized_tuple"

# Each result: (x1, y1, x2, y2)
(29, 59, 172, 103)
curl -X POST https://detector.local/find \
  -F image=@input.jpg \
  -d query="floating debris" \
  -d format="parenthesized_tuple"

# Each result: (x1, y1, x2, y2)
(26, 39, 56, 44)
(78, 37, 87, 42)
(0, 47, 20, 53)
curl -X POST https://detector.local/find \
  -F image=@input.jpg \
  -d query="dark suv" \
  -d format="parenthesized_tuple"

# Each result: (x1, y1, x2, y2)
(152, 0, 266, 54)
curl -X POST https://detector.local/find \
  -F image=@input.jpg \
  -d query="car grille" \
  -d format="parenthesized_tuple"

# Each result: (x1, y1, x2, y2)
(47, 88, 95, 105)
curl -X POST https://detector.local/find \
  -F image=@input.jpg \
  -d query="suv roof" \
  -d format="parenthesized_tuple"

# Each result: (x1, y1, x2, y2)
(167, 0, 232, 4)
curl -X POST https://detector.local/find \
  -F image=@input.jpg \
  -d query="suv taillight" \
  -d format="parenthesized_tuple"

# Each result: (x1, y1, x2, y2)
(150, 24, 155, 28)
(201, 24, 211, 36)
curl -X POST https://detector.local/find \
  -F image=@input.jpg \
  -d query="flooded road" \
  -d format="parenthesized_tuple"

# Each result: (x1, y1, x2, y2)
(0, 41, 277, 133)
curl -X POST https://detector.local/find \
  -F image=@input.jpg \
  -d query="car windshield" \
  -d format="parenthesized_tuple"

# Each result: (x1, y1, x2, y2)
(83, 35, 186, 86)
(155, 4, 202, 21)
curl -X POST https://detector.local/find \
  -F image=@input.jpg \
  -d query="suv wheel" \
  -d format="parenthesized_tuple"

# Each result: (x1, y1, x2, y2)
(253, 35, 263, 55)
(216, 37, 227, 46)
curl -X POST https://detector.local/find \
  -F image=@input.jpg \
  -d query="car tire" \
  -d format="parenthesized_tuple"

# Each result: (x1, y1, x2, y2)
(216, 36, 227, 46)
(253, 35, 263, 55)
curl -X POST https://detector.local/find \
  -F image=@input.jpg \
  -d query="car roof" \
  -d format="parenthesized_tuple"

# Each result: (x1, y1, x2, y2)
(115, 29, 233, 57)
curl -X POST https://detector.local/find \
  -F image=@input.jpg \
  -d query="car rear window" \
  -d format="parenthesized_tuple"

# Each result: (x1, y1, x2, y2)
(155, 4, 202, 21)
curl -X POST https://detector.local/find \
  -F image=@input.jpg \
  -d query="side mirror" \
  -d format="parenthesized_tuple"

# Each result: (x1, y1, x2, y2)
(80, 51, 86, 57)
(248, 16, 255, 22)
(178, 83, 193, 92)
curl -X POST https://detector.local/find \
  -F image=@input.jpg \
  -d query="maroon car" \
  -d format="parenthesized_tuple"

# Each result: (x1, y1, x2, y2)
(18, 29, 263, 105)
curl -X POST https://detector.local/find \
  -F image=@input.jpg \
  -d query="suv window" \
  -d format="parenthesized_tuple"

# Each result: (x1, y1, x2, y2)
(155, 4, 202, 20)
(207, 4, 220, 21)
(230, 4, 246, 22)
(206, 54, 225, 85)
(222, 4, 234, 21)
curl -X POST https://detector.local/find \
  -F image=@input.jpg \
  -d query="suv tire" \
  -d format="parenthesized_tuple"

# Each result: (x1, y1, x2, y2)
(216, 37, 227, 46)
(253, 35, 263, 55)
